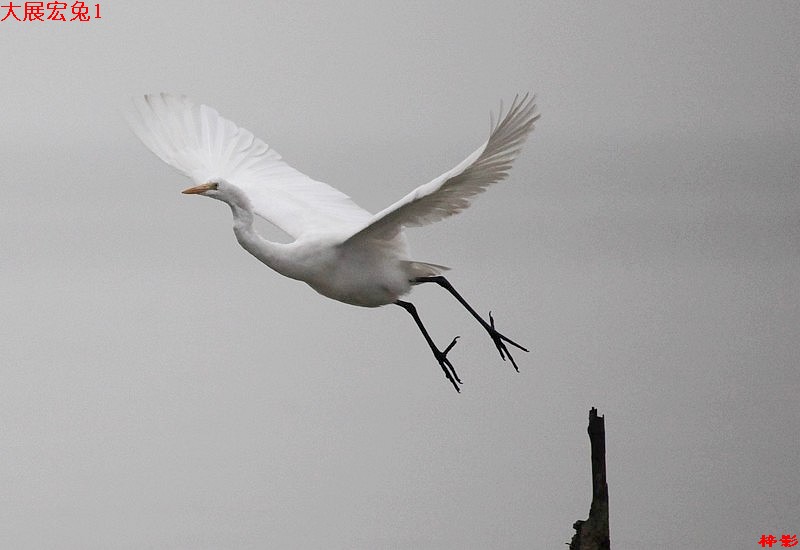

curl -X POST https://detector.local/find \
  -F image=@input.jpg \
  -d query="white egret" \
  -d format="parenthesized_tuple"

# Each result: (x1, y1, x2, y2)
(126, 93, 539, 391)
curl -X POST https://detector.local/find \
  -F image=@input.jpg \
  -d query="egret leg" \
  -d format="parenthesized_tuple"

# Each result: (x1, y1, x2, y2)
(413, 276, 528, 372)
(395, 300, 461, 392)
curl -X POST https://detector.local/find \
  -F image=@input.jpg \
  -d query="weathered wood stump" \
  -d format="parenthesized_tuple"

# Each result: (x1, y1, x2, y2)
(569, 407, 610, 550)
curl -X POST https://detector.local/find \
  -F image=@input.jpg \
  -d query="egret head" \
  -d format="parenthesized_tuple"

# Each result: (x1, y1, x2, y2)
(182, 178, 223, 199)
(182, 179, 251, 211)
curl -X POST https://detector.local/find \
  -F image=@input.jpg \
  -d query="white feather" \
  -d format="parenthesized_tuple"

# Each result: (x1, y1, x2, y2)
(344, 94, 539, 245)
(125, 93, 372, 239)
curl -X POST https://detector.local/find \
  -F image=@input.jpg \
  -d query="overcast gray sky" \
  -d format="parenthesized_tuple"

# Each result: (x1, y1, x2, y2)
(1, 2, 798, 549)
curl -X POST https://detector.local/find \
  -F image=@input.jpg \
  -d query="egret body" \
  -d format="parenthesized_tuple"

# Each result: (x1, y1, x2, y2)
(127, 93, 540, 391)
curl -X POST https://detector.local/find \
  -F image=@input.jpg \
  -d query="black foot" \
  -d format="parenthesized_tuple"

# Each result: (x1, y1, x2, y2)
(396, 299, 463, 392)
(436, 336, 461, 392)
(413, 276, 529, 373)
(485, 311, 528, 372)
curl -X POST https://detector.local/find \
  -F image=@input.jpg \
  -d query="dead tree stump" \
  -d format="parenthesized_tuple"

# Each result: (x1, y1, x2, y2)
(569, 407, 610, 550)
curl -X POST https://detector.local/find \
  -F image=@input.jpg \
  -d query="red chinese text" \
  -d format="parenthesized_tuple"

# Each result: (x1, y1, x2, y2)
(1, 2, 101, 22)
(760, 534, 799, 548)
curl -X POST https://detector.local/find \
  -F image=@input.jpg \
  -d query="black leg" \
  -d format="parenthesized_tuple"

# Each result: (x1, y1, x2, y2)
(413, 275, 528, 372)
(395, 300, 461, 392)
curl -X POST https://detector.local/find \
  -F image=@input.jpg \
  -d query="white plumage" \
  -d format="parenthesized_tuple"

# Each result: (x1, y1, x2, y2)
(126, 94, 372, 238)
(126, 93, 539, 391)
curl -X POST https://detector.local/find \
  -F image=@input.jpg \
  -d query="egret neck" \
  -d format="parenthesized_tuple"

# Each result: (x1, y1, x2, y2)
(224, 186, 291, 277)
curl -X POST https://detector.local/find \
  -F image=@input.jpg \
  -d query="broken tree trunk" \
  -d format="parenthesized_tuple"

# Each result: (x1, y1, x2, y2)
(569, 407, 610, 550)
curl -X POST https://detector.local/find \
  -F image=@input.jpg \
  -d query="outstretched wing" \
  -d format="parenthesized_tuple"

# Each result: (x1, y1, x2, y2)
(344, 94, 539, 244)
(125, 93, 372, 239)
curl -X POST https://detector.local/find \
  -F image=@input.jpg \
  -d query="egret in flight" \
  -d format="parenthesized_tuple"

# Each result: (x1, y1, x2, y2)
(126, 93, 539, 391)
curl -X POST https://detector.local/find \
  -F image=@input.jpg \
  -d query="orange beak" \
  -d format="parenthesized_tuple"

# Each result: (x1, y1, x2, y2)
(181, 182, 216, 195)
